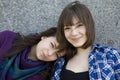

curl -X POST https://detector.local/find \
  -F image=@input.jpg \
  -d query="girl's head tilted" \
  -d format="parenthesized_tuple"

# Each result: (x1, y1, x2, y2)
(35, 27, 64, 61)
(57, 1, 95, 49)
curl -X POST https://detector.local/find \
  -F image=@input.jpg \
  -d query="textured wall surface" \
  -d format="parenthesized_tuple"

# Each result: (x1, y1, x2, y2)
(0, 0, 120, 49)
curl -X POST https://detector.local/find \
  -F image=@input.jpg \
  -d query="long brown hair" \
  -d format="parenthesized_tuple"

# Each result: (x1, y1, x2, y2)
(56, 1, 95, 60)
(4, 27, 57, 80)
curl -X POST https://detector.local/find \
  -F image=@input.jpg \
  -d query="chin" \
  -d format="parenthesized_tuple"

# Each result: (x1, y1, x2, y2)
(73, 43, 83, 47)
(37, 57, 43, 61)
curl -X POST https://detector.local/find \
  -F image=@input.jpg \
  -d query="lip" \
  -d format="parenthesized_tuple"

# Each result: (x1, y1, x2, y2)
(71, 37, 81, 43)
(40, 51, 45, 56)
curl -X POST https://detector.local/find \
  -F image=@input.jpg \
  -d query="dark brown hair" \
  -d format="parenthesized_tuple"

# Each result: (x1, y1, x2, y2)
(4, 27, 57, 80)
(56, 1, 95, 60)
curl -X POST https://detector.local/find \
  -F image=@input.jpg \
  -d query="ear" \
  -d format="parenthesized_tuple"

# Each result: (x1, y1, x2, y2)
(41, 36, 47, 40)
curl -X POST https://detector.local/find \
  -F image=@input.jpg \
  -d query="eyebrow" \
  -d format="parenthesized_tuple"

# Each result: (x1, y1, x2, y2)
(53, 42, 56, 48)
(50, 42, 54, 48)
(74, 21, 83, 25)
(51, 41, 57, 49)
(65, 21, 82, 27)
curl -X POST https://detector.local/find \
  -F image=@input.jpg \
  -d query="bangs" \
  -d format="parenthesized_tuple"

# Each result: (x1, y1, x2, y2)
(62, 9, 77, 26)
(62, 6, 83, 27)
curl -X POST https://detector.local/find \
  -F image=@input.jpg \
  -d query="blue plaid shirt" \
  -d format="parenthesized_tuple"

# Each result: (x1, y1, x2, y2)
(51, 44, 120, 80)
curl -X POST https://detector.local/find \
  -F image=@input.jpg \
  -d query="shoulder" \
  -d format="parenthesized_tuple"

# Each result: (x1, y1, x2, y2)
(0, 30, 17, 53)
(0, 30, 17, 63)
(53, 58, 65, 71)
(93, 43, 119, 53)
(93, 43, 120, 61)
(0, 30, 16, 41)
(54, 58, 65, 67)
(51, 58, 65, 80)
(0, 30, 16, 36)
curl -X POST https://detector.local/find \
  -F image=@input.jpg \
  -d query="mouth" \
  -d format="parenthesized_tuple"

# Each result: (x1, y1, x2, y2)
(40, 50, 45, 56)
(71, 37, 81, 42)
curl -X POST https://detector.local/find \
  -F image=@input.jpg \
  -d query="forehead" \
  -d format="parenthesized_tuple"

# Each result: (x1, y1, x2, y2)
(47, 36, 56, 40)
(47, 37, 58, 43)
(64, 17, 80, 27)
(64, 16, 80, 26)
(72, 17, 80, 24)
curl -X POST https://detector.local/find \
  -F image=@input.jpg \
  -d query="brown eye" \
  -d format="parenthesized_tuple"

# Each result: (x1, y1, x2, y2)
(50, 42, 54, 48)
(78, 23, 84, 27)
(64, 27, 70, 30)
(64, 26, 71, 31)
(51, 42, 57, 49)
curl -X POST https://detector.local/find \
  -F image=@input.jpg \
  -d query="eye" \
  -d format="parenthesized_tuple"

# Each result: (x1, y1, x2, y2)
(64, 27, 71, 31)
(64, 27, 69, 30)
(78, 24, 82, 27)
(77, 23, 84, 27)
(50, 42, 57, 48)
(50, 42, 54, 48)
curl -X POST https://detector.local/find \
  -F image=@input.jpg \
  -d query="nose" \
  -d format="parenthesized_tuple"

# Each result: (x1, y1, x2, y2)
(71, 28, 78, 36)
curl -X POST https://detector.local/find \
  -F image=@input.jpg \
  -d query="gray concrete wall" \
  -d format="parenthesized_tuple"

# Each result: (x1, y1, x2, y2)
(0, 0, 120, 49)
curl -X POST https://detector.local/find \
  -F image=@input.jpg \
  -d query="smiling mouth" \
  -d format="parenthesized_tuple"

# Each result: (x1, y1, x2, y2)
(40, 51, 46, 56)
(71, 37, 81, 42)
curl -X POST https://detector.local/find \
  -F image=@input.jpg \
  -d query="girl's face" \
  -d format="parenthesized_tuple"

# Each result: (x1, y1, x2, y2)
(36, 36, 60, 61)
(64, 17, 87, 48)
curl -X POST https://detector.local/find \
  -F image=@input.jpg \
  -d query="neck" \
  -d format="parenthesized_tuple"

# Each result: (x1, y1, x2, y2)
(77, 46, 92, 56)
(28, 45, 38, 61)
